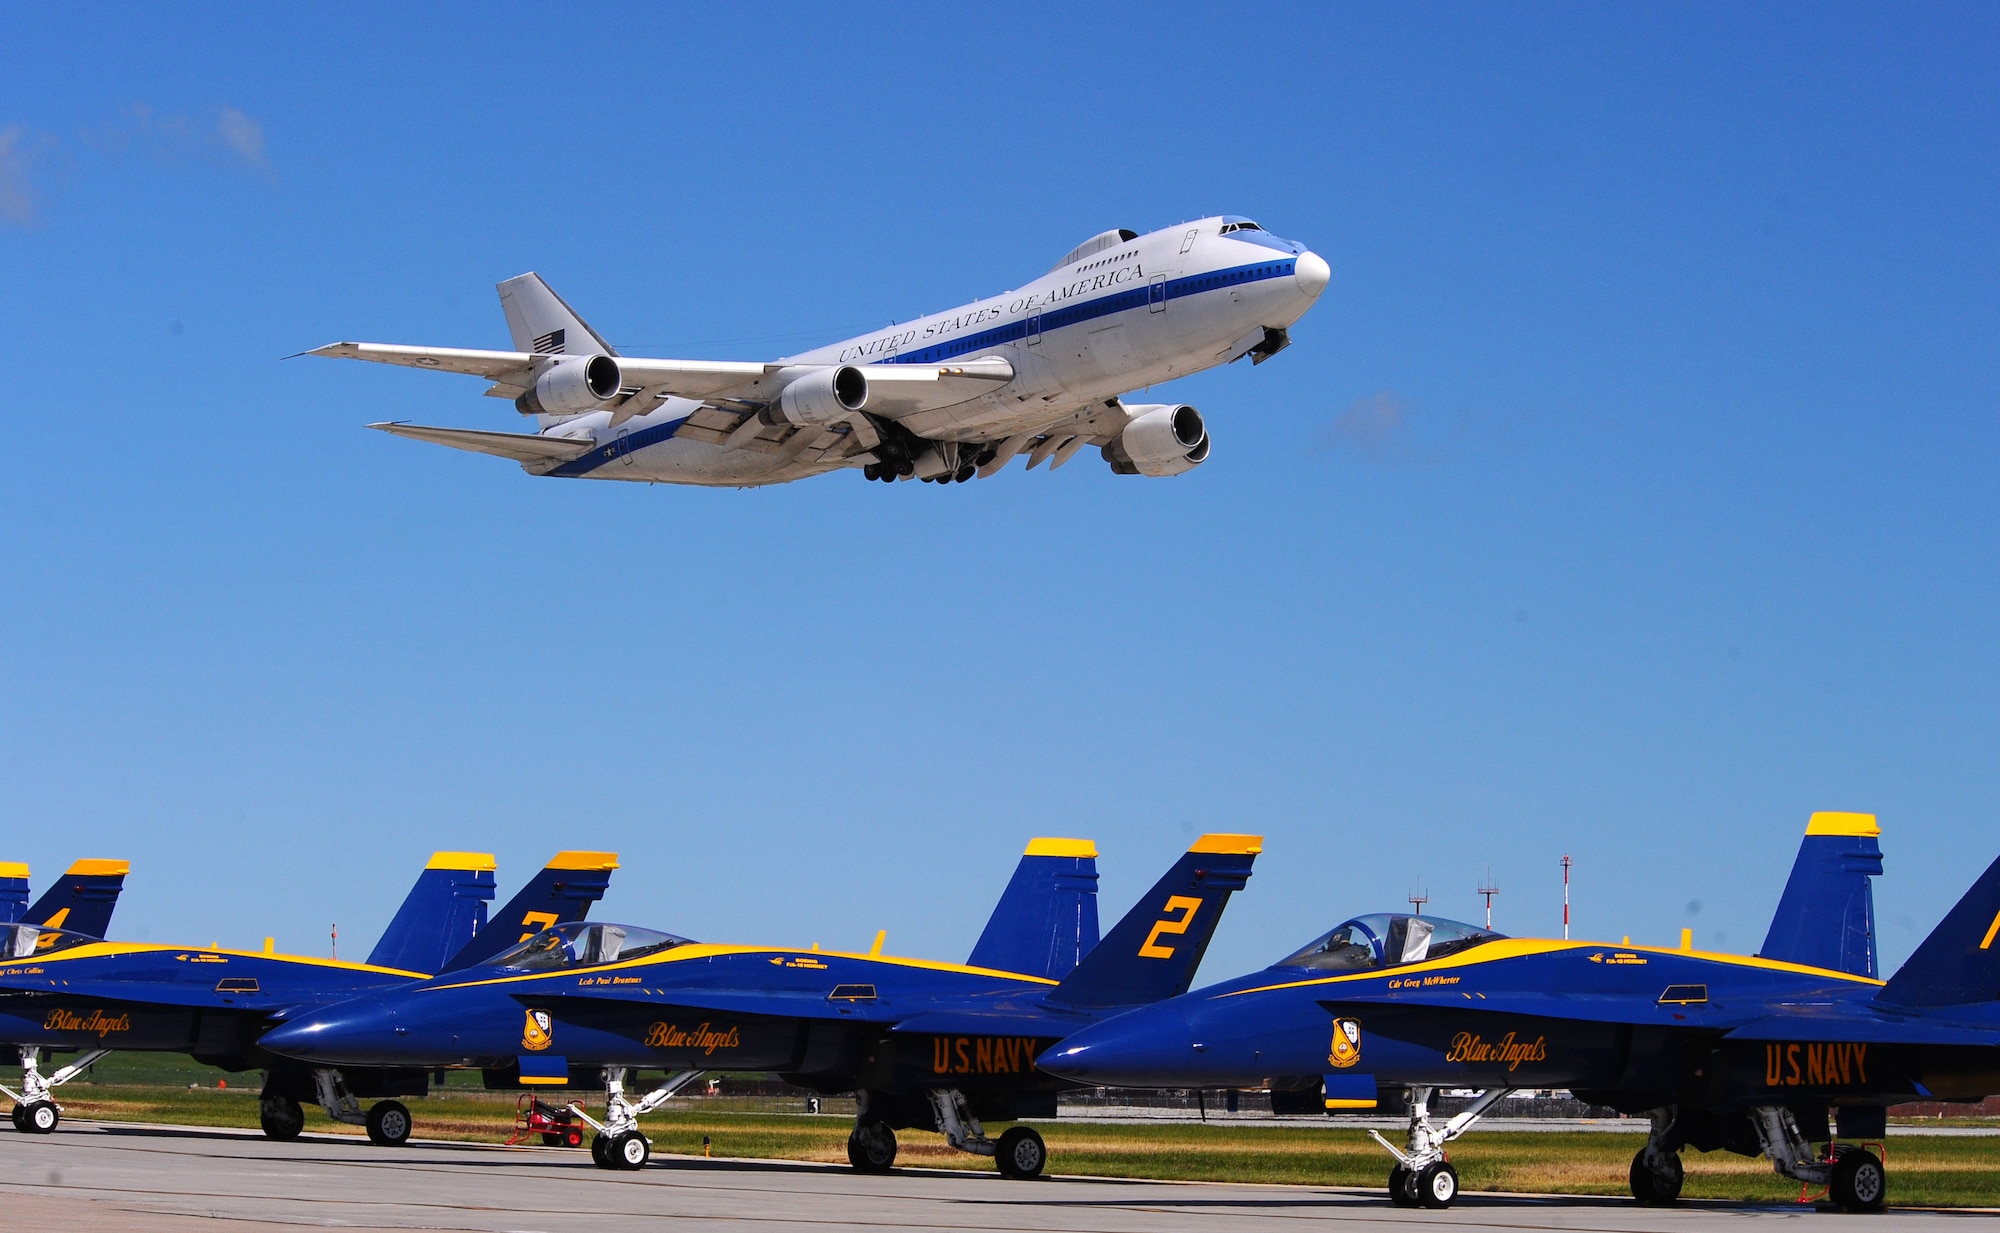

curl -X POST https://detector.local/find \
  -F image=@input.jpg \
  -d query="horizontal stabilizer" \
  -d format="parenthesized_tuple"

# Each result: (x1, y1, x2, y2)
(369, 422, 595, 463)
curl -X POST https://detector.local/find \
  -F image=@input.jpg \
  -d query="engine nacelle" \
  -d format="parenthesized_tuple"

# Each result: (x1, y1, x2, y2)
(775, 365, 869, 426)
(515, 354, 622, 416)
(1103, 403, 1209, 477)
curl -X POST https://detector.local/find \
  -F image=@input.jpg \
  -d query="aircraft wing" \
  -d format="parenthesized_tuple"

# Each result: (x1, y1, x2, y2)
(367, 422, 596, 463)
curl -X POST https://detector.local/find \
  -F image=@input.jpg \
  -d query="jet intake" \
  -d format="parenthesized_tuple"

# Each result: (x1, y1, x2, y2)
(515, 354, 622, 416)
(1103, 404, 1209, 477)
(776, 365, 869, 426)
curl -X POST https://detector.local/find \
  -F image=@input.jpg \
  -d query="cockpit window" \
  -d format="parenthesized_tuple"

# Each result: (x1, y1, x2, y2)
(0, 924, 96, 961)
(1278, 914, 1503, 971)
(1219, 220, 1264, 234)
(488, 922, 693, 972)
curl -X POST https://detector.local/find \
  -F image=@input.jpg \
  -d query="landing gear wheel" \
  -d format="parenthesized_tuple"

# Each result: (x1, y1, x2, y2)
(20, 1101, 58, 1134)
(1414, 1161, 1458, 1208)
(1629, 1148, 1683, 1205)
(610, 1130, 650, 1170)
(1387, 1164, 1417, 1206)
(259, 1093, 304, 1140)
(996, 1126, 1047, 1179)
(365, 1100, 412, 1146)
(590, 1133, 613, 1168)
(9, 1104, 26, 1133)
(1831, 1149, 1886, 1212)
(846, 1121, 898, 1173)
(954, 464, 976, 483)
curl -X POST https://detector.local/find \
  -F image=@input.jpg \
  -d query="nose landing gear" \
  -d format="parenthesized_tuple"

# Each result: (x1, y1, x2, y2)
(1367, 1086, 1511, 1209)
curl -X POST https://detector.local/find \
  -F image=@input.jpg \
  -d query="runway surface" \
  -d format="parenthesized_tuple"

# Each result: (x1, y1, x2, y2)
(0, 1120, 1986, 1233)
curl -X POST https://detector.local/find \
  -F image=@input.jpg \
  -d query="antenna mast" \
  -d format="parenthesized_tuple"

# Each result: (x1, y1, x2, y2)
(1478, 870, 1500, 930)
(1559, 855, 1573, 940)
(1408, 883, 1429, 918)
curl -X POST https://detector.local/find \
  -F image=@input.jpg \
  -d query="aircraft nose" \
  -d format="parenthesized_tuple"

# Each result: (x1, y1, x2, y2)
(1039, 1006, 1198, 1088)
(1293, 250, 1330, 301)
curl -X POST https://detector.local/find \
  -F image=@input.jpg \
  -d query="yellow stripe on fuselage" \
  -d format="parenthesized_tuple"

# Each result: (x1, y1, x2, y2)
(0, 940, 427, 979)
(1220, 937, 1885, 999)
(428, 944, 1065, 993)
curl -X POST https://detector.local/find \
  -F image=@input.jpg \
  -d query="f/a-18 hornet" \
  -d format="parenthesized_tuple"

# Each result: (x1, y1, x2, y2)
(306, 218, 1327, 487)
(1045, 814, 2000, 1213)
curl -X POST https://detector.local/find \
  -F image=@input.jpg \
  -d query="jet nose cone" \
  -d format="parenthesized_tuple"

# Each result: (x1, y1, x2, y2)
(1293, 250, 1330, 300)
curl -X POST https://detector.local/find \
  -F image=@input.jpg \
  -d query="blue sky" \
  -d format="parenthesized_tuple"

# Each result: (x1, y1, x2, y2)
(2, 4, 1995, 982)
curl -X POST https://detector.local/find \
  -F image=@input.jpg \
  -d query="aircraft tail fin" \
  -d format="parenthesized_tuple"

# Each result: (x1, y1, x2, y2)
(496, 273, 618, 358)
(439, 851, 619, 972)
(1879, 850, 2000, 1007)
(0, 863, 28, 925)
(966, 838, 1100, 980)
(22, 859, 129, 938)
(1047, 834, 1260, 1008)
(365, 852, 498, 974)
(1757, 812, 1882, 977)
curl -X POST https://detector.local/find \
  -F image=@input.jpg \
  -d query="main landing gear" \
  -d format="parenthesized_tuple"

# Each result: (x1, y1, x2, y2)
(564, 1068, 704, 1171)
(1367, 1085, 1511, 1209)
(844, 1090, 1048, 1179)
(1629, 1107, 1685, 1205)
(1747, 1106, 1887, 1213)
(4, 1047, 110, 1135)
(281, 1069, 413, 1146)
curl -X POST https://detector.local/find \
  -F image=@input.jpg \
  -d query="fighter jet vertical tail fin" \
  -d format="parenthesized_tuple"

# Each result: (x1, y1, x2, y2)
(496, 273, 618, 359)
(1879, 849, 2000, 1008)
(1757, 812, 1882, 977)
(1046, 834, 1260, 1008)
(966, 838, 1100, 981)
(438, 851, 620, 973)
(365, 852, 498, 974)
(23, 859, 129, 938)
(0, 863, 28, 925)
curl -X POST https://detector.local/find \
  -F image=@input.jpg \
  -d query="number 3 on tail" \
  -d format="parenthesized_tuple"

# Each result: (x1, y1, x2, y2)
(1139, 896, 1203, 959)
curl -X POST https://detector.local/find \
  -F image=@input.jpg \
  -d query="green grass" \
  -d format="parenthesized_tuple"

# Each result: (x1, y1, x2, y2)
(42, 1085, 2000, 1208)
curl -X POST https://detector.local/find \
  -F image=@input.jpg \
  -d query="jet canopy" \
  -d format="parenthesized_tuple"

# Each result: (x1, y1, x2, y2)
(488, 921, 693, 972)
(1278, 914, 1503, 972)
(0, 923, 98, 960)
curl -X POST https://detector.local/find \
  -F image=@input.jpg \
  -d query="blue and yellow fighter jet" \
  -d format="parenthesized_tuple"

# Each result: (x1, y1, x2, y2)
(1043, 814, 2000, 1212)
(0, 851, 617, 1141)
(261, 835, 1262, 1177)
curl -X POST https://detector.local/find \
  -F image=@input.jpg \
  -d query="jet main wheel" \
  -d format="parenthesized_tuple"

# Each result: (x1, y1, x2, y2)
(846, 1122, 898, 1173)
(365, 1100, 412, 1146)
(20, 1101, 59, 1134)
(1628, 1148, 1683, 1205)
(259, 1093, 305, 1141)
(1830, 1149, 1886, 1213)
(996, 1126, 1047, 1179)
(1414, 1161, 1458, 1209)
(1387, 1164, 1416, 1207)
(611, 1131, 651, 1170)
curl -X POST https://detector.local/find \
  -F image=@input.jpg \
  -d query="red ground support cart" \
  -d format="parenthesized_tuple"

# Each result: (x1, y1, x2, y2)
(506, 1094, 586, 1148)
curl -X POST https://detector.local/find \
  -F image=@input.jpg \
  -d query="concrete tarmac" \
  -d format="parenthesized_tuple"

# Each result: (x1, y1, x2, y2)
(0, 1120, 1987, 1233)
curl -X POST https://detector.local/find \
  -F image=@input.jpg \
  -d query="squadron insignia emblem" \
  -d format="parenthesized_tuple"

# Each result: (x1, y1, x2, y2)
(521, 1008, 553, 1052)
(1328, 1016, 1361, 1069)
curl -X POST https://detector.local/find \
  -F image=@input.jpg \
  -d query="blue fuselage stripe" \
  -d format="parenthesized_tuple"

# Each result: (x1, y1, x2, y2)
(552, 256, 1296, 478)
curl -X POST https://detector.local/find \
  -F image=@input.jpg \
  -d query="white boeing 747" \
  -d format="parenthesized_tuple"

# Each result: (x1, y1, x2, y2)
(308, 217, 1328, 486)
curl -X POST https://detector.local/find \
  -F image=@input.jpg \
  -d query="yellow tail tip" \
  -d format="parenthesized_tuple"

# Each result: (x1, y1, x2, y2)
(0, 862, 28, 880)
(425, 851, 498, 871)
(1805, 812, 1879, 838)
(63, 859, 130, 877)
(546, 851, 620, 871)
(1189, 833, 1263, 856)
(1023, 838, 1097, 858)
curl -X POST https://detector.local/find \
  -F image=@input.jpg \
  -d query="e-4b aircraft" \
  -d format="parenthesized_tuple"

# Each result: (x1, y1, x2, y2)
(307, 217, 1327, 487)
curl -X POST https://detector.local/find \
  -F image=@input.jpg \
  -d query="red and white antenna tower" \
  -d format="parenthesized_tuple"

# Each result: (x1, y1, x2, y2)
(1408, 883, 1429, 918)
(1478, 871, 1500, 930)
(1559, 855, 1573, 940)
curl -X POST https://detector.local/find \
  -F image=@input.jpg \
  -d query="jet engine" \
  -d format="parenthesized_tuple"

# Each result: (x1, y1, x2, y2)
(776, 365, 869, 426)
(514, 354, 622, 416)
(1103, 403, 1209, 477)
